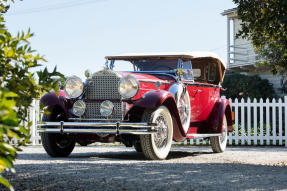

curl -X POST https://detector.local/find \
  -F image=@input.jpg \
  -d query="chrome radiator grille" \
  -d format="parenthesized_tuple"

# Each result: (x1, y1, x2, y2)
(85, 71, 121, 100)
(83, 70, 123, 120)
(84, 102, 123, 119)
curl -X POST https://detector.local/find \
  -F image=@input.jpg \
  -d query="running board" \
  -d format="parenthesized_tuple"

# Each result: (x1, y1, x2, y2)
(187, 133, 221, 139)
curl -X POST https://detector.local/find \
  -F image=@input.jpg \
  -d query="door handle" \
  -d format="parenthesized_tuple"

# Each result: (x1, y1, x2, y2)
(192, 89, 202, 97)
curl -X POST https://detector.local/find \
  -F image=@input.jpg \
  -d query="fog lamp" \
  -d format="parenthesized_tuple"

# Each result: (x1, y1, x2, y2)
(100, 100, 114, 117)
(72, 100, 86, 117)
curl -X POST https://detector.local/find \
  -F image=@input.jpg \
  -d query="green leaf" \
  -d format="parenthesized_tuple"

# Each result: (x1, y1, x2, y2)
(0, 156, 14, 169)
(0, 1, 65, 189)
(0, 175, 14, 191)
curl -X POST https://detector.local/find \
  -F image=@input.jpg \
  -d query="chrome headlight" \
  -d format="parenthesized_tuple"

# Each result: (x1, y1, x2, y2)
(72, 100, 86, 117)
(64, 76, 84, 98)
(100, 100, 114, 117)
(118, 75, 139, 99)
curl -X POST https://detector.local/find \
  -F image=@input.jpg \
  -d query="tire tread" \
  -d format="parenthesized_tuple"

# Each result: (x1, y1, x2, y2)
(41, 114, 75, 157)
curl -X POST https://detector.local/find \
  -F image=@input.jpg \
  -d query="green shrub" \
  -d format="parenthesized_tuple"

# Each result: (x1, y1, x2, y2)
(222, 73, 276, 100)
(0, 1, 64, 190)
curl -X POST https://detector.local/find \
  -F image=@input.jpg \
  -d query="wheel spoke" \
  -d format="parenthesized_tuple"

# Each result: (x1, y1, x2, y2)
(153, 115, 169, 149)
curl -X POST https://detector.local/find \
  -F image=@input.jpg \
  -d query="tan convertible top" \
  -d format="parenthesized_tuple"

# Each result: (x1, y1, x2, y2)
(105, 51, 226, 69)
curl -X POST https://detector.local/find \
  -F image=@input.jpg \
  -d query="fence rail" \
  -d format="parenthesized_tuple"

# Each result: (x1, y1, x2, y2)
(28, 97, 287, 147)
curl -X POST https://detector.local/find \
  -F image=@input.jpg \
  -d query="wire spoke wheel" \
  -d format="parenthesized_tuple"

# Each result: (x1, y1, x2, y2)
(153, 115, 169, 149)
(210, 114, 228, 153)
(140, 106, 173, 160)
(177, 90, 191, 133)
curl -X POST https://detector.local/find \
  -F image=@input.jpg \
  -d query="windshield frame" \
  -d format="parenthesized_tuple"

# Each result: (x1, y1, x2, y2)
(105, 58, 194, 81)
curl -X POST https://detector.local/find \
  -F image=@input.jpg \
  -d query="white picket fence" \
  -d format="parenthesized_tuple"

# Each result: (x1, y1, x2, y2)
(28, 97, 287, 147)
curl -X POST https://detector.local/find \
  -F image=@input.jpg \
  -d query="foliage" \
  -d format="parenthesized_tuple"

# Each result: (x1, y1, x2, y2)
(222, 73, 275, 100)
(233, 0, 287, 76)
(280, 77, 287, 94)
(0, 1, 64, 190)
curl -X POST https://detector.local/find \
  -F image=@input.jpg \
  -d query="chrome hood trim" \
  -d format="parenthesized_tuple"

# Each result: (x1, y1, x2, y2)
(92, 69, 122, 78)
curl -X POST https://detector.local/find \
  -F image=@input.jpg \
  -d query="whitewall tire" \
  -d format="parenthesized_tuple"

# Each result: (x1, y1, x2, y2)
(140, 106, 173, 160)
(210, 114, 228, 153)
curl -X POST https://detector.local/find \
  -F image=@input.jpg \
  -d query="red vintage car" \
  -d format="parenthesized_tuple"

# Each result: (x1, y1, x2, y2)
(38, 52, 233, 160)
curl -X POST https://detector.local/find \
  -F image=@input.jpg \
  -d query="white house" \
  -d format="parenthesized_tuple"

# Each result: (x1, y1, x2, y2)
(221, 8, 284, 97)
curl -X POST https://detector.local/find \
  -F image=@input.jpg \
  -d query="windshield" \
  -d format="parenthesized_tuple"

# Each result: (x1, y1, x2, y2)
(111, 59, 178, 71)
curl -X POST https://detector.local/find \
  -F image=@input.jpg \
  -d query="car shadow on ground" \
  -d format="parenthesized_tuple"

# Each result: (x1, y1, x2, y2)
(2, 161, 287, 191)
(74, 150, 214, 160)
(3, 146, 287, 190)
(17, 150, 214, 161)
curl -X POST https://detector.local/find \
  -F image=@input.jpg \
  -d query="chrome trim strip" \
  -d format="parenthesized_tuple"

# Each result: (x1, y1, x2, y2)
(187, 134, 221, 139)
(38, 122, 156, 128)
(38, 128, 156, 135)
(138, 79, 172, 85)
(184, 83, 220, 89)
(37, 121, 158, 135)
(129, 70, 175, 74)
(69, 118, 123, 121)
(92, 69, 122, 78)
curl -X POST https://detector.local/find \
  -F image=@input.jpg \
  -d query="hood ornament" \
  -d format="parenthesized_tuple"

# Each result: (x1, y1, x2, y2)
(84, 69, 92, 78)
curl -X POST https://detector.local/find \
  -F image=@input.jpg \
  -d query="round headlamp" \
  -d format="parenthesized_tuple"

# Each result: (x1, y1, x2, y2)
(100, 100, 114, 117)
(64, 76, 84, 98)
(118, 75, 139, 99)
(72, 100, 86, 117)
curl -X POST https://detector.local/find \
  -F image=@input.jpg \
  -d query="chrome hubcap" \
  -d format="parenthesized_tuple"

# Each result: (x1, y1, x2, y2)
(154, 115, 168, 149)
(178, 96, 188, 126)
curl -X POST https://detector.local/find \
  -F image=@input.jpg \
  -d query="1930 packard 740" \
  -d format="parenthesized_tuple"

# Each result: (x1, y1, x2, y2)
(38, 52, 233, 160)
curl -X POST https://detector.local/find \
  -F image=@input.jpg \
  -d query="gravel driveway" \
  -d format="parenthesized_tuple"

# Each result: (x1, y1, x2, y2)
(1, 145, 287, 191)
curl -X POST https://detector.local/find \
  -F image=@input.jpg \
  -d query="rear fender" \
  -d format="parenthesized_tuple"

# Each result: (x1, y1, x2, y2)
(206, 98, 233, 134)
(128, 90, 186, 141)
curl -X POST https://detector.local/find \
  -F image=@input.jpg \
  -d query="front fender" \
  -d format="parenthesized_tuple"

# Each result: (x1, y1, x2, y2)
(129, 90, 186, 141)
(40, 90, 69, 117)
(206, 98, 233, 134)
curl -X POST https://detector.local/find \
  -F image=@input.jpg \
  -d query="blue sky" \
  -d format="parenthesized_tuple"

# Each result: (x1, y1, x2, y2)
(5, 0, 235, 79)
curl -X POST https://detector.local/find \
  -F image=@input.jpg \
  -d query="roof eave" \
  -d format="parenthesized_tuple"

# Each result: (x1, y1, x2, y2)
(221, 7, 237, 16)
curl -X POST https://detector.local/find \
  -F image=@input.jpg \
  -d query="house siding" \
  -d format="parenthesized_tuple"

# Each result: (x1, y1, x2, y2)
(223, 9, 284, 97)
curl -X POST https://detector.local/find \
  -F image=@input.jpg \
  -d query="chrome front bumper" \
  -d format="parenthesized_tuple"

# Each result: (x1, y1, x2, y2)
(37, 121, 158, 135)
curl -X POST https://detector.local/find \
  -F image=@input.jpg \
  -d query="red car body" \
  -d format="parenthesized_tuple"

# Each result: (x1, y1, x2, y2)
(38, 52, 233, 160)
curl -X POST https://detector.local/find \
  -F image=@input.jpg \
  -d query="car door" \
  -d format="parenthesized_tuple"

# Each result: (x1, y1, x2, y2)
(185, 83, 210, 122)
(183, 62, 220, 122)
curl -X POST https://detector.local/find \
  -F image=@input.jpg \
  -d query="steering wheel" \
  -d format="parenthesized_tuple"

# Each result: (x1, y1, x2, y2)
(152, 65, 173, 71)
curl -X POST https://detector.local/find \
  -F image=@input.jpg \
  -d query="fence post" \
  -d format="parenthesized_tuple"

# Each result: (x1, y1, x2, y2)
(272, 98, 276, 145)
(240, 98, 245, 145)
(253, 98, 257, 145)
(228, 98, 233, 145)
(30, 100, 36, 145)
(259, 98, 264, 145)
(285, 96, 287, 147)
(234, 98, 239, 145)
(266, 98, 270, 145)
(247, 98, 251, 145)
(278, 98, 283, 145)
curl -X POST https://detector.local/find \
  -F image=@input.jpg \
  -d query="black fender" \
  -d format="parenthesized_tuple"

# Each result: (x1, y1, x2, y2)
(206, 98, 233, 134)
(40, 91, 70, 119)
(128, 90, 186, 142)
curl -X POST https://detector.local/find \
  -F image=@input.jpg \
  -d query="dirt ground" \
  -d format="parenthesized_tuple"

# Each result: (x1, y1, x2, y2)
(1, 145, 287, 191)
